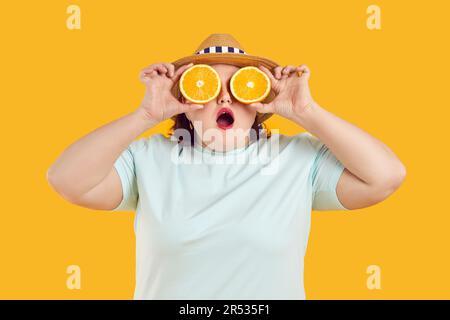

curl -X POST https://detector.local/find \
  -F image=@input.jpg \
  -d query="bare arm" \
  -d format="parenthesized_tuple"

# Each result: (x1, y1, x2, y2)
(250, 64, 406, 210)
(47, 62, 202, 210)
(292, 101, 406, 210)
(47, 108, 157, 209)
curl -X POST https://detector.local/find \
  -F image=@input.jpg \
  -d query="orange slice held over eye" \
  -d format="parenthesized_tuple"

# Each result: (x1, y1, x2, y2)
(230, 66, 271, 104)
(179, 64, 221, 104)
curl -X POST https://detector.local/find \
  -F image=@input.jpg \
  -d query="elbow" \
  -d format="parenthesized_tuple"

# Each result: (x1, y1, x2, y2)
(389, 161, 407, 190)
(373, 162, 407, 201)
(47, 166, 64, 195)
(46, 166, 58, 188)
(47, 165, 64, 190)
(46, 166, 77, 203)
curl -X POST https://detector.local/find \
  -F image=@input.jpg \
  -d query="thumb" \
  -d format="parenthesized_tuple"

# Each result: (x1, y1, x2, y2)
(248, 102, 274, 114)
(177, 101, 204, 113)
(296, 64, 311, 81)
(172, 62, 194, 83)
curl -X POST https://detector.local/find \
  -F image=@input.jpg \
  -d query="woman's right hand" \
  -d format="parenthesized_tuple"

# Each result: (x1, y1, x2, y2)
(136, 62, 203, 123)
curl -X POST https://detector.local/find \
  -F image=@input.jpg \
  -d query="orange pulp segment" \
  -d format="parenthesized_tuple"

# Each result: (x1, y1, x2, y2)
(179, 64, 221, 104)
(230, 66, 271, 104)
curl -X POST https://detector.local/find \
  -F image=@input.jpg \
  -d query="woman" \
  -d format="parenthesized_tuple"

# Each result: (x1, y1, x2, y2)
(47, 34, 406, 299)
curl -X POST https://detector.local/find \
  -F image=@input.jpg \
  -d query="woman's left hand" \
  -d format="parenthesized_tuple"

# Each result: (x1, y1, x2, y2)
(249, 64, 315, 121)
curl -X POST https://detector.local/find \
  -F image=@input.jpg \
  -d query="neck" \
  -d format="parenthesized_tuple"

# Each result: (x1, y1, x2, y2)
(195, 131, 252, 152)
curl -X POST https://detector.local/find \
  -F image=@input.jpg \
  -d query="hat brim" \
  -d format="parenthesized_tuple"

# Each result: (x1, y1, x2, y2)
(172, 52, 279, 70)
(172, 53, 280, 123)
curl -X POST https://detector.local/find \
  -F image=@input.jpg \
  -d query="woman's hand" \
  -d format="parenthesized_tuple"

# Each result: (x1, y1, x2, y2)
(136, 62, 203, 122)
(249, 64, 315, 122)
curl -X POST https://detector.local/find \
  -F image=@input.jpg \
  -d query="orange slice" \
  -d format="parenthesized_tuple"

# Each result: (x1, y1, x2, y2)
(230, 66, 271, 104)
(179, 64, 221, 104)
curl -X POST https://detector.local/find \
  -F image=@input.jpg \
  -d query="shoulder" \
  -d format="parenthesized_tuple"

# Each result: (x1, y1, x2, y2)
(275, 132, 320, 153)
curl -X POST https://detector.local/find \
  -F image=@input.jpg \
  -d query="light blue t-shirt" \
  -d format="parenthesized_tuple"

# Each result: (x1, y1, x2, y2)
(112, 131, 348, 300)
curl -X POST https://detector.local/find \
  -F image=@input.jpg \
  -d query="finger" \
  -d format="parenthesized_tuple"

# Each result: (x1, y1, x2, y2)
(296, 64, 310, 79)
(172, 63, 194, 83)
(140, 65, 157, 74)
(140, 67, 156, 79)
(139, 70, 157, 82)
(178, 101, 204, 113)
(162, 63, 175, 78)
(282, 65, 296, 74)
(282, 65, 296, 79)
(273, 66, 283, 80)
(247, 102, 274, 114)
(139, 71, 149, 82)
(288, 65, 300, 78)
(154, 65, 168, 75)
(141, 63, 165, 74)
(258, 65, 278, 87)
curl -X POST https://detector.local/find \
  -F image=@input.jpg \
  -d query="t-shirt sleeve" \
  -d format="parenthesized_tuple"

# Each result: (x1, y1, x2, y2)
(305, 133, 348, 211)
(111, 142, 139, 212)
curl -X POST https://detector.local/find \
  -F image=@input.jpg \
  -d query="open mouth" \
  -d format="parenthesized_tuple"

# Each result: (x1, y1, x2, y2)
(216, 108, 235, 130)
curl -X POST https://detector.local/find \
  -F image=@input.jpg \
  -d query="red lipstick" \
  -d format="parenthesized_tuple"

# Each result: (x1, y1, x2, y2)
(216, 107, 235, 130)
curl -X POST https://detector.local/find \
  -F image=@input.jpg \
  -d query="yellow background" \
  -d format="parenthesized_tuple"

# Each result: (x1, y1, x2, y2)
(1, 0, 449, 299)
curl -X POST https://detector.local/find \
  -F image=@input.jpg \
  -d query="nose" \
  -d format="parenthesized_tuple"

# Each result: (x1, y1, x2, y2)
(217, 86, 232, 105)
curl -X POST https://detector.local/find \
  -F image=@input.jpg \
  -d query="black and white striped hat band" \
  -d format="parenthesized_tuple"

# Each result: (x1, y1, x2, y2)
(195, 46, 247, 55)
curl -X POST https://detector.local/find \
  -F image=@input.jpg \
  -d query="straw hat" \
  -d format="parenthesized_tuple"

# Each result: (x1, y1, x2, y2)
(171, 33, 280, 123)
